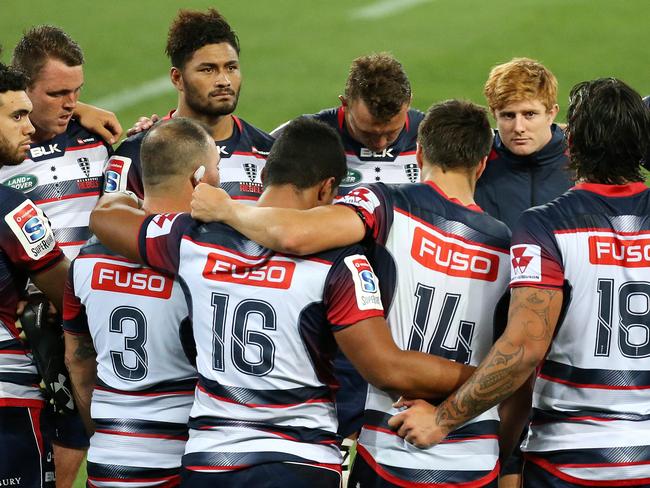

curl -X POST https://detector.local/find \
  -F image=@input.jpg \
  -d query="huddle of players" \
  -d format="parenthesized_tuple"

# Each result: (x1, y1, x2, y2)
(1, 6, 649, 488)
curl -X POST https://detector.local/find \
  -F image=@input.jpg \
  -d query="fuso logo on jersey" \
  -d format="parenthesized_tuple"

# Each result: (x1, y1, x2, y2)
(344, 255, 382, 311)
(4, 200, 56, 260)
(91, 262, 173, 298)
(203, 252, 295, 289)
(510, 244, 542, 283)
(103, 156, 131, 193)
(412, 227, 500, 281)
(589, 235, 650, 267)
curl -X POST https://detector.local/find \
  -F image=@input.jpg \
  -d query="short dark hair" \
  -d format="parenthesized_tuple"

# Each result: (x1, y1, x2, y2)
(567, 78, 650, 184)
(141, 118, 213, 189)
(166, 8, 240, 68)
(263, 117, 347, 189)
(12, 25, 84, 85)
(345, 53, 411, 122)
(0, 63, 28, 95)
(418, 100, 493, 171)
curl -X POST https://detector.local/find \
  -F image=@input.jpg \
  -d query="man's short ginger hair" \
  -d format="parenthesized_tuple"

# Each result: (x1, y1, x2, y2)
(344, 53, 411, 122)
(484, 57, 558, 113)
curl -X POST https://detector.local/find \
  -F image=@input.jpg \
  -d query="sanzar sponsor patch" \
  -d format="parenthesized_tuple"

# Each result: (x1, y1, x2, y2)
(147, 213, 181, 238)
(4, 200, 56, 260)
(103, 156, 132, 193)
(510, 244, 541, 283)
(340, 187, 380, 215)
(2, 174, 38, 193)
(344, 254, 382, 311)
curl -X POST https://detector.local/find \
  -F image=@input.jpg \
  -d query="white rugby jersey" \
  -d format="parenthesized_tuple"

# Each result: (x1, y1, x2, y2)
(138, 213, 384, 473)
(63, 238, 196, 484)
(511, 182, 650, 484)
(0, 187, 63, 407)
(103, 113, 273, 202)
(339, 182, 511, 486)
(0, 120, 110, 259)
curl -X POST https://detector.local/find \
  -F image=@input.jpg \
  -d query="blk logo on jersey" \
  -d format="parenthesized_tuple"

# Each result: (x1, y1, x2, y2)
(30, 143, 61, 159)
(412, 227, 500, 281)
(103, 156, 131, 193)
(589, 235, 650, 267)
(510, 244, 542, 282)
(91, 262, 173, 298)
(203, 252, 295, 289)
(360, 147, 394, 159)
(344, 255, 382, 311)
(4, 200, 56, 260)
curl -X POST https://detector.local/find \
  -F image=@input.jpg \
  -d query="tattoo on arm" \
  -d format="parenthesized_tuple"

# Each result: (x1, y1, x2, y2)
(74, 335, 96, 361)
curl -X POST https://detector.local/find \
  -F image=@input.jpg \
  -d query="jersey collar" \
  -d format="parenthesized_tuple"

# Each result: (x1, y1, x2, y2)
(572, 181, 648, 197)
(424, 180, 484, 213)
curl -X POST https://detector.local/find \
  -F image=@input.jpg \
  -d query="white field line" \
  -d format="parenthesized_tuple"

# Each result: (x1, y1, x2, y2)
(351, 0, 434, 19)
(90, 75, 174, 112)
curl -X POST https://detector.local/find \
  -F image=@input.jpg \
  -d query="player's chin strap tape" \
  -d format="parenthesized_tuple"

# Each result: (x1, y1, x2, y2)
(17, 294, 77, 415)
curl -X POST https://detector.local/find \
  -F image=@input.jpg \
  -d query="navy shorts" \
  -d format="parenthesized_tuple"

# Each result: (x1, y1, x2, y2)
(0, 405, 55, 487)
(181, 462, 341, 488)
(45, 407, 90, 449)
(523, 459, 650, 487)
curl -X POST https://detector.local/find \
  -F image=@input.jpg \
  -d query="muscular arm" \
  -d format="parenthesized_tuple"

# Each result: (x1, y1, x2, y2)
(191, 184, 366, 255)
(30, 258, 70, 313)
(389, 287, 562, 447)
(64, 332, 97, 435)
(89, 193, 146, 262)
(74, 102, 122, 145)
(335, 316, 475, 399)
(498, 372, 534, 462)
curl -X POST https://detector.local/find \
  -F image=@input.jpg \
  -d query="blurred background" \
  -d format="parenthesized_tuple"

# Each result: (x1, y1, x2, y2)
(2, 0, 649, 138)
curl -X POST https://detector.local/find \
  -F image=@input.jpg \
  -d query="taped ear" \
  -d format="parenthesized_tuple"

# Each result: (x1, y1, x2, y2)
(192, 165, 206, 185)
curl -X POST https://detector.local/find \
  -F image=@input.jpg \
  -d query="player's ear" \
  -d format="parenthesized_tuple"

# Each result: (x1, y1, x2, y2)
(415, 144, 424, 171)
(317, 177, 337, 204)
(170, 67, 183, 91)
(476, 155, 488, 180)
(338, 95, 347, 107)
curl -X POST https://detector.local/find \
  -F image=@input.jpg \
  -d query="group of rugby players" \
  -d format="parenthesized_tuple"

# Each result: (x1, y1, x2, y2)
(1, 6, 649, 488)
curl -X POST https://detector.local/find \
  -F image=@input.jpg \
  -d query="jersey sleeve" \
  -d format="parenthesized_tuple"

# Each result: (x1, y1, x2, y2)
(324, 250, 385, 331)
(0, 191, 64, 273)
(138, 212, 193, 276)
(102, 136, 144, 198)
(336, 184, 391, 244)
(62, 261, 89, 335)
(509, 209, 564, 288)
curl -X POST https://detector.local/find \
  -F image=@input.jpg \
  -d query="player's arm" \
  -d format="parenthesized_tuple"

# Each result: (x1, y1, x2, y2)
(74, 102, 122, 145)
(335, 316, 475, 399)
(64, 332, 97, 435)
(389, 286, 562, 448)
(191, 183, 365, 255)
(89, 192, 145, 262)
(29, 258, 69, 313)
(497, 372, 534, 462)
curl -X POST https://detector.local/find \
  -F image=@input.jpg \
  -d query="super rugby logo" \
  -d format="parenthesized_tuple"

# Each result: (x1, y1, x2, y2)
(4, 200, 55, 260)
(589, 235, 650, 267)
(91, 263, 173, 298)
(103, 156, 132, 193)
(344, 255, 382, 311)
(203, 252, 295, 289)
(412, 227, 500, 281)
(510, 244, 542, 282)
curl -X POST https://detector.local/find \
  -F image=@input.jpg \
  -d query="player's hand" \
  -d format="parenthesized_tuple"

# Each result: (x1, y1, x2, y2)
(191, 183, 232, 222)
(388, 398, 448, 449)
(74, 103, 122, 145)
(126, 114, 159, 137)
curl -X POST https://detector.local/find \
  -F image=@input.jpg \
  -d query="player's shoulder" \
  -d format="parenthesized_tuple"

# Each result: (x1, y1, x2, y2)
(77, 235, 131, 262)
(311, 107, 339, 126)
(188, 220, 270, 257)
(235, 116, 274, 151)
(407, 108, 425, 127)
(113, 130, 147, 158)
(0, 184, 33, 213)
(65, 119, 110, 150)
(310, 243, 367, 266)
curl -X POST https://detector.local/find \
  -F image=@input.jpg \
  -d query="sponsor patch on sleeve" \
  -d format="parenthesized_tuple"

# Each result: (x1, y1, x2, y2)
(147, 213, 181, 238)
(339, 187, 381, 215)
(344, 254, 383, 311)
(4, 200, 56, 260)
(510, 244, 542, 283)
(103, 156, 132, 193)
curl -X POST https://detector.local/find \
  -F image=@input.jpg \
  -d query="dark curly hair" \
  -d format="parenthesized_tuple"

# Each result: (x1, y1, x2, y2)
(344, 53, 411, 122)
(11, 25, 83, 85)
(166, 8, 240, 69)
(566, 78, 650, 184)
(0, 62, 28, 95)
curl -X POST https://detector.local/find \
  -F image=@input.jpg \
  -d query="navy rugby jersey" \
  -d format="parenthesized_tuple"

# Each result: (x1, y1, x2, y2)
(338, 182, 510, 486)
(475, 124, 573, 230)
(273, 107, 424, 195)
(510, 182, 650, 485)
(137, 213, 384, 473)
(0, 120, 111, 259)
(0, 186, 63, 407)
(103, 113, 274, 201)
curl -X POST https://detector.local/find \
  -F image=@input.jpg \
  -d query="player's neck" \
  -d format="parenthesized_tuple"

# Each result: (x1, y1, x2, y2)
(421, 165, 477, 207)
(175, 103, 235, 141)
(144, 191, 192, 214)
(256, 185, 313, 210)
(32, 126, 56, 144)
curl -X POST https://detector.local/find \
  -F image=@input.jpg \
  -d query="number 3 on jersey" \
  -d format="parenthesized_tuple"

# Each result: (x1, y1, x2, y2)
(407, 283, 475, 364)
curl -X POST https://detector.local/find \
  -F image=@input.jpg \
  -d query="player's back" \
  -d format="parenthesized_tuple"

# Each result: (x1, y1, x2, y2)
(64, 237, 196, 483)
(342, 182, 511, 486)
(511, 182, 650, 483)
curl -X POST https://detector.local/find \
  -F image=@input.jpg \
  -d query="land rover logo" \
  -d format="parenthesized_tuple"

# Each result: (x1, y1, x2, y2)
(2, 174, 38, 193)
(340, 169, 362, 187)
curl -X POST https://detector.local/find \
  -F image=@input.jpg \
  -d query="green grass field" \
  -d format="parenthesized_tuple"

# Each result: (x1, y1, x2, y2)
(1, 1, 649, 486)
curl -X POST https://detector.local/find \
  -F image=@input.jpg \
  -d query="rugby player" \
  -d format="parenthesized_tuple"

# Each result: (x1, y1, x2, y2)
(103, 8, 273, 202)
(0, 62, 69, 488)
(1, 25, 118, 487)
(64, 118, 219, 487)
(190, 99, 513, 486)
(90, 116, 479, 487)
(389, 79, 650, 487)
